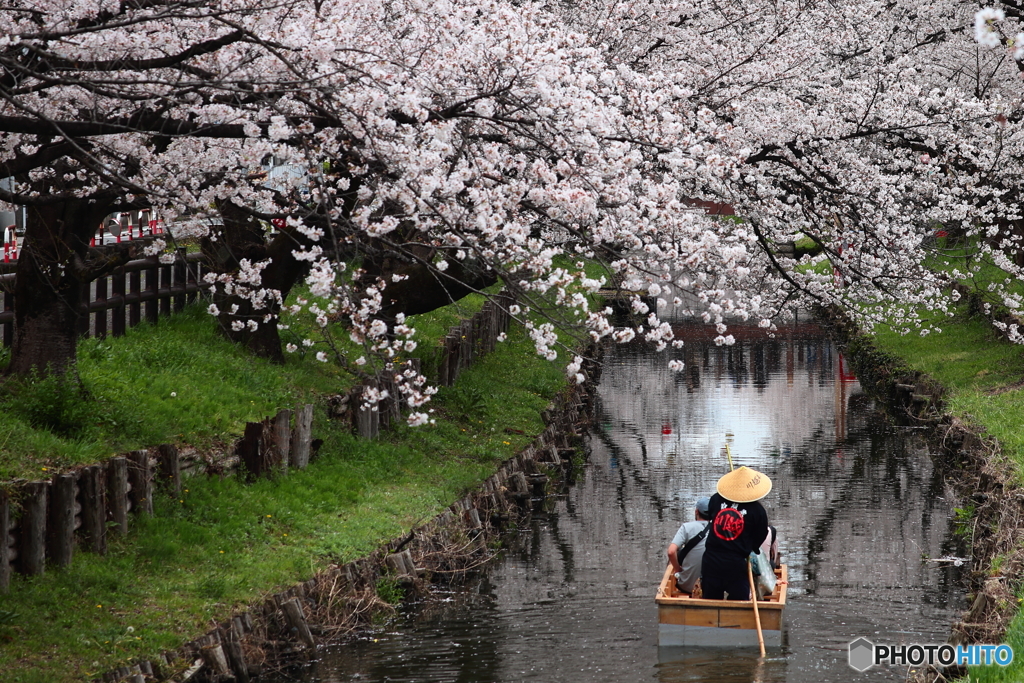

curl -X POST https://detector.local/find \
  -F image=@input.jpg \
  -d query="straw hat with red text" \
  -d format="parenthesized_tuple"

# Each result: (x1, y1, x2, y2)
(716, 466, 772, 503)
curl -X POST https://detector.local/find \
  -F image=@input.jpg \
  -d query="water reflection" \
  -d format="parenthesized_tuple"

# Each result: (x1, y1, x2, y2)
(280, 322, 964, 683)
(656, 647, 785, 682)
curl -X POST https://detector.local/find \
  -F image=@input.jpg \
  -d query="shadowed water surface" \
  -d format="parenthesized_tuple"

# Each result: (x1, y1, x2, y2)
(280, 321, 964, 683)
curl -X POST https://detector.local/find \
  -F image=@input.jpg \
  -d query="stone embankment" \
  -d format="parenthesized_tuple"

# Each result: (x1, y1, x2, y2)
(822, 307, 1023, 682)
(98, 346, 603, 683)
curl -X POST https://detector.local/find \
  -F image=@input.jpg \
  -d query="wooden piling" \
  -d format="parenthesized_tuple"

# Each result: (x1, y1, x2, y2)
(0, 489, 9, 591)
(20, 481, 48, 575)
(281, 597, 316, 649)
(460, 321, 472, 373)
(47, 472, 77, 568)
(95, 271, 108, 339)
(273, 409, 292, 474)
(111, 269, 126, 338)
(129, 268, 142, 328)
(472, 313, 484, 357)
(107, 456, 129, 536)
(238, 420, 276, 480)
(353, 389, 379, 439)
(79, 464, 107, 554)
(377, 374, 400, 428)
(400, 549, 417, 576)
(231, 616, 248, 641)
(172, 248, 187, 312)
(385, 553, 406, 576)
(157, 444, 181, 496)
(199, 641, 230, 677)
(290, 404, 313, 468)
(127, 450, 152, 516)
(146, 258, 160, 323)
(221, 628, 250, 683)
(441, 335, 457, 386)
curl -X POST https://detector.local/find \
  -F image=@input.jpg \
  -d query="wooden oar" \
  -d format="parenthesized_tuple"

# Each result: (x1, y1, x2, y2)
(747, 558, 766, 657)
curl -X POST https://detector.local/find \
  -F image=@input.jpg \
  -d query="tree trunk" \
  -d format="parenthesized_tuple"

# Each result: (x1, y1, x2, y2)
(377, 258, 498, 321)
(202, 199, 314, 363)
(7, 199, 114, 377)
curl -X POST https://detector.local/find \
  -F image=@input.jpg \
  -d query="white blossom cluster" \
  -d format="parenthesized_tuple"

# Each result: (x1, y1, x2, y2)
(10, 0, 1024, 421)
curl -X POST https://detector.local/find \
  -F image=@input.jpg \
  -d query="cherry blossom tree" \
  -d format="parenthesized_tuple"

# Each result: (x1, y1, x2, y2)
(9, 0, 1024, 423)
(1, 0, 735, 417)
(0, 0, 267, 375)
(567, 0, 1024, 345)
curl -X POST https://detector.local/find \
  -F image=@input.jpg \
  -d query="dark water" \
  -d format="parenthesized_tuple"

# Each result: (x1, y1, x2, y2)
(279, 321, 965, 683)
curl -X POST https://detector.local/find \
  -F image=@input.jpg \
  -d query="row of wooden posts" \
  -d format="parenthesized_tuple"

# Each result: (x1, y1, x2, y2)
(0, 292, 520, 588)
(0, 250, 204, 347)
(0, 404, 315, 591)
(352, 291, 518, 439)
(438, 291, 516, 387)
(98, 348, 602, 683)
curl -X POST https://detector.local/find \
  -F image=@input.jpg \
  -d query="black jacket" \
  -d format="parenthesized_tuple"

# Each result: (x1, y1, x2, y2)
(700, 492, 768, 582)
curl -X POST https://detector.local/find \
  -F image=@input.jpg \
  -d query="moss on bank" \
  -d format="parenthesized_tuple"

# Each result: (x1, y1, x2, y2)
(0, 300, 567, 682)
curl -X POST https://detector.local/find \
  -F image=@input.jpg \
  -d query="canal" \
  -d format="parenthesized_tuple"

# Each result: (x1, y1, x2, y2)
(279, 320, 965, 682)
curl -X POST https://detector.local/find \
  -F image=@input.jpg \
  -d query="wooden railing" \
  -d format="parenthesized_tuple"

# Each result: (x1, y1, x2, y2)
(0, 250, 205, 347)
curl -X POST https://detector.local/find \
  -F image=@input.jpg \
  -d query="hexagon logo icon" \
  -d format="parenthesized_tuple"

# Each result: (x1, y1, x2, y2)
(848, 637, 875, 672)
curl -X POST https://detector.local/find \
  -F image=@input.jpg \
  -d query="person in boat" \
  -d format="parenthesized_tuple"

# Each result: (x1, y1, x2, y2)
(761, 524, 781, 569)
(666, 496, 712, 593)
(700, 466, 772, 601)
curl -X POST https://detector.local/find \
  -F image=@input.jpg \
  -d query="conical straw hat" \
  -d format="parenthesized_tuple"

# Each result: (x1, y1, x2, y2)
(716, 466, 772, 503)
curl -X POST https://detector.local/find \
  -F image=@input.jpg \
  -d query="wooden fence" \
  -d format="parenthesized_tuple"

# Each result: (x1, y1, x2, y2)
(352, 290, 517, 439)
(0, 250, 204, 347)
(0, 290, 518, 588)
(436, 291, 516, 388)
(0, 404, 314, 591)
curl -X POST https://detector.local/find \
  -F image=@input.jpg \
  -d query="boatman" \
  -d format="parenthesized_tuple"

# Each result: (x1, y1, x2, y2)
(666, 497, 712, 593)
(700, 466, 771, 601)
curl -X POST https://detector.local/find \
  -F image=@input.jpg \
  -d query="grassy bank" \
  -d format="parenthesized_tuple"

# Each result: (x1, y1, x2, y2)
(871, 309, 1024, 683)
(0, 299, 567, 682)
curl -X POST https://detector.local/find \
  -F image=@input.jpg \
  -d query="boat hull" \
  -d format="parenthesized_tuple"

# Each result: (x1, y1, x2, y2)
(655, 564, 787, 648)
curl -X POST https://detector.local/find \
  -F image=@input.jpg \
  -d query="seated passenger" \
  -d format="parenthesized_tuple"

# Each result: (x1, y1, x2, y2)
(666, 497, 712, 593)
(761, 525, 781, 569)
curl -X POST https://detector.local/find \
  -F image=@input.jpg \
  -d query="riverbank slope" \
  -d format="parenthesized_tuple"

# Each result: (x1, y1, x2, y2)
(0, 299, 581, 682)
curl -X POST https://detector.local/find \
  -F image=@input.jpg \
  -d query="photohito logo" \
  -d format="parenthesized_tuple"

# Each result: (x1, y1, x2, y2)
(848, 638, 1014, 671)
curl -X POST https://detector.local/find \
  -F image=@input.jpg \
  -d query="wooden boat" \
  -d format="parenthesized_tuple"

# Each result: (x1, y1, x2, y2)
(655, 564, 788, 647)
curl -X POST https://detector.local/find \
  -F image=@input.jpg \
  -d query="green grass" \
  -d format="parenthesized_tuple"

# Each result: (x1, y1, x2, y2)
(0, 305, 346, 482)
(955, 597, 1024, 682)
(873, 308, 1024, 482)
(0, 314, 564, 681)
(872, 309, 1024, 396)
(871, 303, 1024, 683)
(0, 284, 507, 483)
